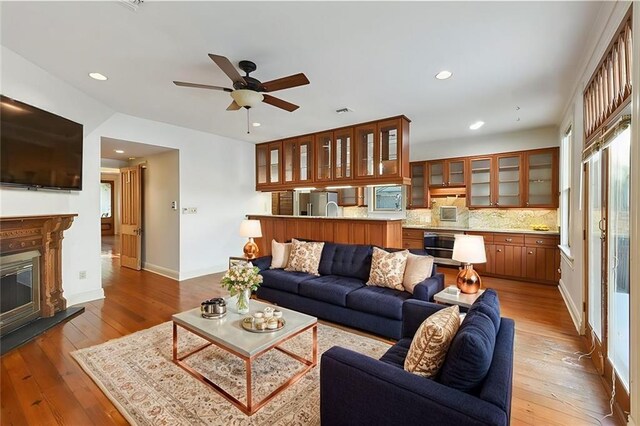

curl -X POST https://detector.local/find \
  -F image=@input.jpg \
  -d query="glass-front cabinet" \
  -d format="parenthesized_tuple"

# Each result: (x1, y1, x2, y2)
(409, 162, 427, 208)
(297, 136, 314, 184)
(256, 141, 282, 188)
(378, 120, 400, 177)
(447, 160, 465, 186)
(524, 149, 557, 207)
(334, 128, 353, 180)
(283, 139, 296, 184)
(316, 132, 333, 182)
(428, 159, 465, 187)
(428, 161, 444, 186)
(256, 144, 268, 187)
(468, 157, 493, 207)
(268, 142, 281, 184)
(355, 124, 376, 178)
(496, 154, 522, 207)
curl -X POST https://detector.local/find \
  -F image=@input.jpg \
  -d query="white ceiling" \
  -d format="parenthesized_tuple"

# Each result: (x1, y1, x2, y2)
(1, 1, 602, 146)
(101, 137, 175, 161)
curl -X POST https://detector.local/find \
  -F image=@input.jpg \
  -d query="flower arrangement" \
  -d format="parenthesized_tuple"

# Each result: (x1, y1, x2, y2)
(221, 262, 263, 313)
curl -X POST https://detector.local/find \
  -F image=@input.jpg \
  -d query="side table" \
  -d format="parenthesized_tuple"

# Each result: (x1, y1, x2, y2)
(434, 286, 485, 309)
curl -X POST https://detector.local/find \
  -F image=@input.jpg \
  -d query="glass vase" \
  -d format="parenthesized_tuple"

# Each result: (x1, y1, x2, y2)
(236, 288, 250, 314)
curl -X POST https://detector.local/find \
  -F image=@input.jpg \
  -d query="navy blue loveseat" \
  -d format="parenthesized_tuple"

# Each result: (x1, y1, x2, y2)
(320, 293, 515, 426)
(253, 242, 444, 340)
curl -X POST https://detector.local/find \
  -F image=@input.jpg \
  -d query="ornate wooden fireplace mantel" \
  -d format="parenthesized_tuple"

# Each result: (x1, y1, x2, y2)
(0, 214, 77, 317)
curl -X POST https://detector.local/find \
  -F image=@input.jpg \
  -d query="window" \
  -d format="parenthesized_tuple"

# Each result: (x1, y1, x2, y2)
(560, 127, 572, 250)
(372, 186, 403, 211)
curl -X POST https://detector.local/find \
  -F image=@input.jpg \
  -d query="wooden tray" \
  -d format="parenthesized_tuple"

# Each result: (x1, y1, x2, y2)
(241, 317, 285, 333)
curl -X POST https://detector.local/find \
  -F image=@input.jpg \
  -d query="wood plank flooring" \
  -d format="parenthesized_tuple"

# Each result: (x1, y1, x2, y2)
(0, 236, 622, 425)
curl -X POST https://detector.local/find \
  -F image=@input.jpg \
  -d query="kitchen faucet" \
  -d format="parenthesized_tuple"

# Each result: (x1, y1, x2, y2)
(325, 201, 339, 217)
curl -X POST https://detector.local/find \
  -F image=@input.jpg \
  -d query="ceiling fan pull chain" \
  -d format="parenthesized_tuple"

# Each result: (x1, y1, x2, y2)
(247, 107, 250, 134)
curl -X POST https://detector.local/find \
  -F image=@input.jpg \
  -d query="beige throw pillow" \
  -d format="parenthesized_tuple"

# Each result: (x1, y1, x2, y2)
(404, 305, 460, 378)
(402, 253, 435, 293)
(284, 239, 324, 276)
(270, 240, 292, 269)
(366, 247, 409, 291)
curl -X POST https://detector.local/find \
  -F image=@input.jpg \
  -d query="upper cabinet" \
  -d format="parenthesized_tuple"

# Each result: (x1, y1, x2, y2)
(255, 116, 411, 190)
(468, 156, 494, 208)
(428, 158, 465, 188)
(495, 153, 523, 207)
(524, 149, 558, 208)
(408, 162, 428, 208)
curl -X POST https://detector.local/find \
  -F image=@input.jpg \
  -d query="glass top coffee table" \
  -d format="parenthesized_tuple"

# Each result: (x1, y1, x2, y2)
(172, 299, 318, 415)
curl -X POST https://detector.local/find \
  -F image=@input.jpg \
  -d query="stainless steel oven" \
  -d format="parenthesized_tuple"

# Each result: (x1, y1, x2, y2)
(423, 231, 463, 266)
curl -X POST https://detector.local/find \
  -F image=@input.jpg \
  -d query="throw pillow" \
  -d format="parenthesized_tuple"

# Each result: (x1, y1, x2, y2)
(366, 247, 409, 291)
(402, 253, 435, 293)
(270, 240, 292, 269)
(284, 239, 325, 276)
(404, 305, 460, 378)
(439, 310, 497, 393)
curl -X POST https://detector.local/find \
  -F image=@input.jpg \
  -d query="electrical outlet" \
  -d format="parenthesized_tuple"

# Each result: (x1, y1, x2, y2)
(171, 201, 177, 210)
(182, 207, 197, 214)
(79, 271, 87, 279)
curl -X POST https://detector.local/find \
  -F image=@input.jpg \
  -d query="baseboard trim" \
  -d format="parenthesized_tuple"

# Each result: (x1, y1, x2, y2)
(558, 279, 583, 334)
(66, 288, 105, 306)
(142, 262, 179, 281)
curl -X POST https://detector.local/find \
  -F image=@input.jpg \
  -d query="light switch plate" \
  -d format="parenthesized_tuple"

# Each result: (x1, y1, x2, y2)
(182, 207, 197, 214)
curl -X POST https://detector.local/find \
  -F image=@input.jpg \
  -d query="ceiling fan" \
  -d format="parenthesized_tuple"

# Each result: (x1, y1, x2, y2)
(173, 54, 309, 113)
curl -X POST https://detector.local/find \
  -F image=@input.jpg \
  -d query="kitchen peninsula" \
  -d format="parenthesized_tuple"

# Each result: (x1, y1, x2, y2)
(246, 215, 403, 256)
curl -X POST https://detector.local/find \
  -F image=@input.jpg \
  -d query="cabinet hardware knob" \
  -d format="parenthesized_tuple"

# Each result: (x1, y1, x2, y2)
(526, 202, 530, 206)
(505, 238, 512, 242)
(489, 202, 493, 206)
(536, 240, 544, 244)
(442, 182, 446, 186)
(497, 249, 502, 253)
(557, 268, 562, 274)
(528, 251, 534, 255)
(495, 202, 499, 206)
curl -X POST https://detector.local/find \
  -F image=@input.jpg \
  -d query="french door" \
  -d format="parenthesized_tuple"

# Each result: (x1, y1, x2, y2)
(585, 121, 631, 389)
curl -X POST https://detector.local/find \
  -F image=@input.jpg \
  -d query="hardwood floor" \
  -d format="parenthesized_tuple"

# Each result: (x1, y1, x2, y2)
(0, 238, 622, 425)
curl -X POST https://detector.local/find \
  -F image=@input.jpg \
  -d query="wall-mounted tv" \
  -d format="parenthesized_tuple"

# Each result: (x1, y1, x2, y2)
(1, 95, 83, 191)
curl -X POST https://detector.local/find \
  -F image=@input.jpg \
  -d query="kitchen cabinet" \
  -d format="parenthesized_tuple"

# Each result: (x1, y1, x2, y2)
(271, 191, 293, 215)
(402, 227, 425, 249)
(283, 136, 314, 185)
(337, 187, 365, 207)
(408, 162, 428, 208)
(495, 153, 523, 207)
(468, 156, 494, 207)
(427, 159, 465, 188)
(255, 115, 411, 191)
(524, 149, 558, 208)
(522, 235, 561, 282)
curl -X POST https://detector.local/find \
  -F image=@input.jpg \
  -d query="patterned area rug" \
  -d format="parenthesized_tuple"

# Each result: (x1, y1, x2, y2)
(71, 322, 391, 425)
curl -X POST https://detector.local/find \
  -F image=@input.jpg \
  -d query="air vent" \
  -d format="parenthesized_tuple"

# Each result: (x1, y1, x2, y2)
(335, 107, 353, 114)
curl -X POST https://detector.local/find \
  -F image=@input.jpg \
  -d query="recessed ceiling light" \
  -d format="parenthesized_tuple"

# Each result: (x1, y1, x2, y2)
(435, 70, 452, 80)
(469, 121, 485, 130)
(128, 157, 136, 160)
(89, 72, 108, 81)
(252, 122, 261, 127)
(114, 149, 125, 154)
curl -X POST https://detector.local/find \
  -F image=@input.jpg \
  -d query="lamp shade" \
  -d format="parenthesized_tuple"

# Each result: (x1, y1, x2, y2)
(452, 235, 486, 264)
(239, 219, 262, 238)
(231, 89, 264, 108)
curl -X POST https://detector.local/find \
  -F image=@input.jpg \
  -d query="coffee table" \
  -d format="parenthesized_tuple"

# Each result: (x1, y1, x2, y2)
(172, 299, 318, 415)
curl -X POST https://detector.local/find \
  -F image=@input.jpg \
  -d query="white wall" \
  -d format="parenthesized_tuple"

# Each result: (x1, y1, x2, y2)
(410, 125, 558, 161)
(0, 46, 114, 306)
(134, 150, 181, 279)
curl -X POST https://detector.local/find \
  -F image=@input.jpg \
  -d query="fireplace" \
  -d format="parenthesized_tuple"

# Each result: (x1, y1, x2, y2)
(0, 250, 41, 334)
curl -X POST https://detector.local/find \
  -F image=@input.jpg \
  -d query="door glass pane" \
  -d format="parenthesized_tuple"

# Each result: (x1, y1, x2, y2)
(528, 152, 553, 205)
(299, 143, 308, 181)
(257, 147, 267, 184)
(470, 159, 492, 206)
(379, 124, 398, 175)
(411, 164, 425, 206)
(270, 148, 279, 183)
(284, 142, 294, 182)
(607, 127, 630, 388)
(448, 160, 465, 185)
(100, 182, 112, 218)
(317, 135, 332, 180)
(429, 162, 443, 186)
(357, 128, 374, 177)
(335, 133, 352, 179)
(588, 152, 602, 340)
(497, 156, 521, 206)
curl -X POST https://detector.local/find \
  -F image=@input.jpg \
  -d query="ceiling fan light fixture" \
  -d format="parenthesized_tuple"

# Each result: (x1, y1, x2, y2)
(231, 89, 264, 108)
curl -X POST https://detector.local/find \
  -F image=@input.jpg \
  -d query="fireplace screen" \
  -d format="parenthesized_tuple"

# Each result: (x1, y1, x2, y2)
(0, 250, 41, 335)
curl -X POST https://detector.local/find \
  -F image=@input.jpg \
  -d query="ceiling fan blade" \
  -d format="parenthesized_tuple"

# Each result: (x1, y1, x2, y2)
(261, 73, 310, 92)
(227, 100, 242, 111)
(208, 54, 246, 86)
(173, 81, 232, 92)
(262, 94, 299, 112)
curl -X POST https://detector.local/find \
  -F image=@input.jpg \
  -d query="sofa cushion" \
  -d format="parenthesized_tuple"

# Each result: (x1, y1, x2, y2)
(379, 338, 413, 368)
(260, 269, 315, 294)
(285, 239, 324, 275)
(468, 289, 501, 333)
(439, 310, 497, 393)
(367, 247, 409, 291)
(318, 242, 373, 281)
(298, 275, 365, 306)
(346, 286, 412, 320)
(404, 305, 460, 378)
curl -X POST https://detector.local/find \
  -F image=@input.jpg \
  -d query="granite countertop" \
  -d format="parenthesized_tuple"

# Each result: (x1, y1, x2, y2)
(247, 214, 403, 222)
(402, 224, 560, 235)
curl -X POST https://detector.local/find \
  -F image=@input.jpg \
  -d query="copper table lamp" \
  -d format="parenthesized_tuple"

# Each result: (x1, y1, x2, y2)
(239, 219, 262, 260)
(452, 235, 487, 294)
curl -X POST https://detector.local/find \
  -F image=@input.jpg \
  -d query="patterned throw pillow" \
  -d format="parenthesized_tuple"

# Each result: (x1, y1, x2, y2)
(366, 247, 409, 291)
(284, 239, 325, 276)
(404, 305, 460, 378)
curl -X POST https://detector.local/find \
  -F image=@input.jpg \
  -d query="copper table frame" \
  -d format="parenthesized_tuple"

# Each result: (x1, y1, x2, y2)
(172, 320, 318, 416)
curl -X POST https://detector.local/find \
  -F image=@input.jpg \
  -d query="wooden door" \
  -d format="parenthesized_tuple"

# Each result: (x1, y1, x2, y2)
(120, 166, 143, 270)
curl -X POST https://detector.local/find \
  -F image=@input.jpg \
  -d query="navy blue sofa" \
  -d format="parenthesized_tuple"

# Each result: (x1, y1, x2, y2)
(320, 294, 515, 426)
(253, 242, 444, 340)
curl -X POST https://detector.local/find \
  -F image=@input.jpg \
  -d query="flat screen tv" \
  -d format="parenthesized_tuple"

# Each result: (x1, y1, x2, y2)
(1, 95, 83, 190)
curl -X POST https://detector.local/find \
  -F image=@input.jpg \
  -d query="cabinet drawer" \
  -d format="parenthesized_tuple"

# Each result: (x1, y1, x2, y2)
(493, 233, 524, 245)
(402, 228, 425, 239)
(403, 238, 424, 249)
(525, 235, 559, 247)
(466, 231, 494, 243)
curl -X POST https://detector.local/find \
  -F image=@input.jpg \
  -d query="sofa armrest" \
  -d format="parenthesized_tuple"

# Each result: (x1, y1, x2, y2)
(251, 256, 272, 271)
(412, 272, 444, 302)
(402, 299, 447, 338)
(321, 347, 508, 426)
